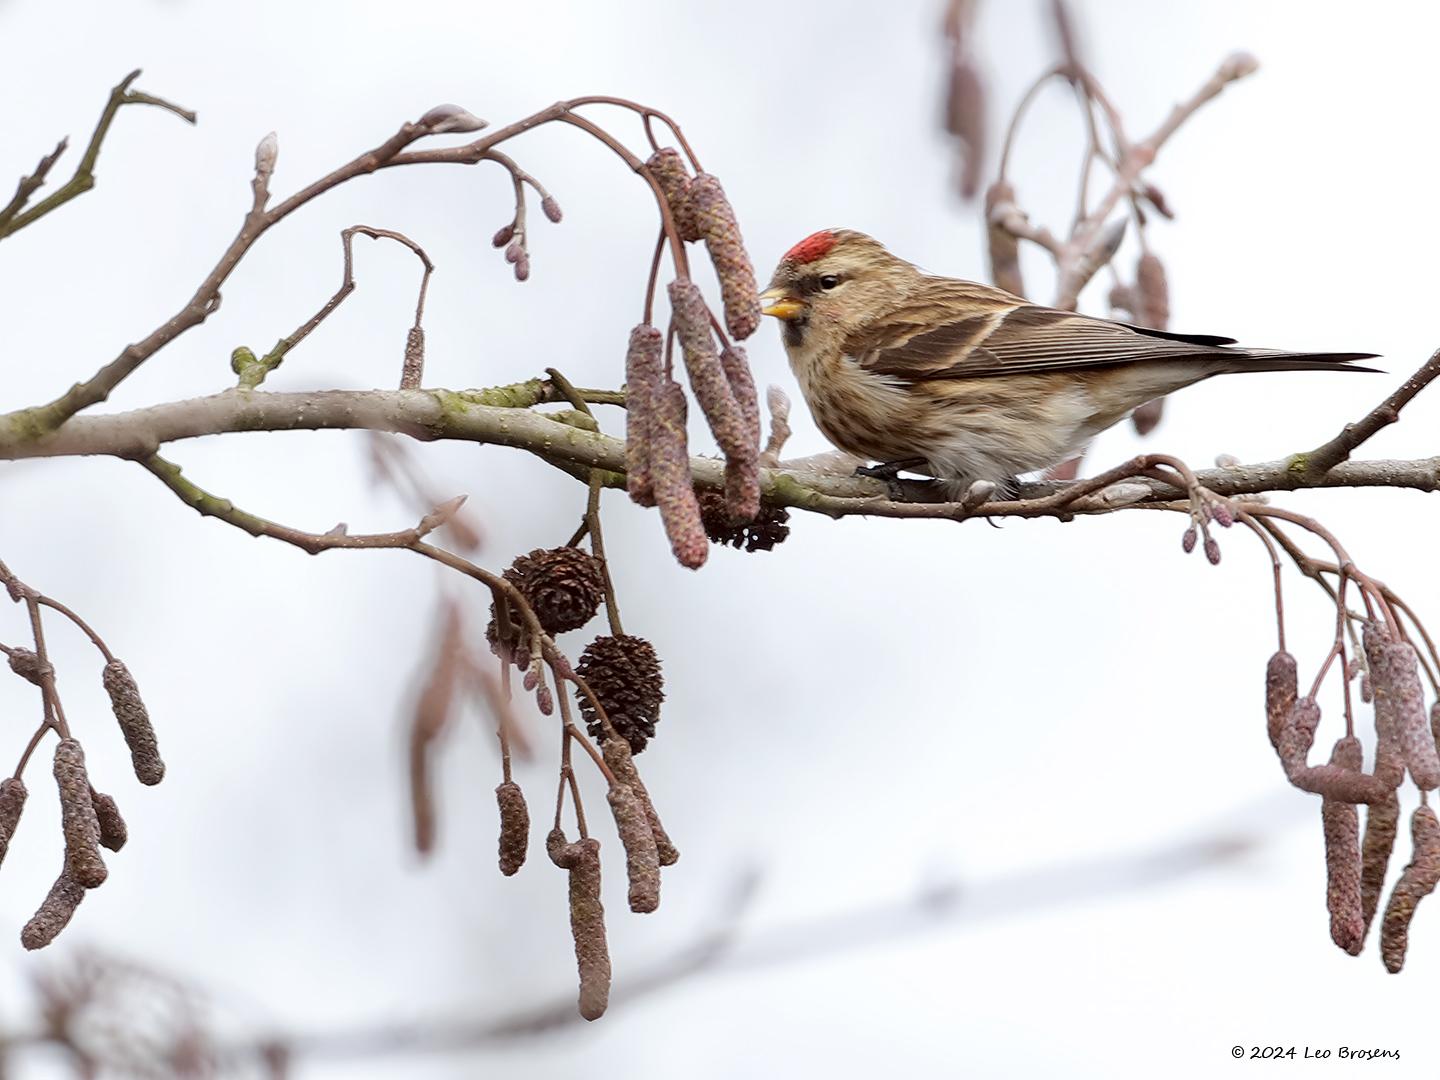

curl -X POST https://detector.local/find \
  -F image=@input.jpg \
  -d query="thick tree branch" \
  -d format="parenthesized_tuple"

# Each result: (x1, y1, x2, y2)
(3, 388, 1436, 526)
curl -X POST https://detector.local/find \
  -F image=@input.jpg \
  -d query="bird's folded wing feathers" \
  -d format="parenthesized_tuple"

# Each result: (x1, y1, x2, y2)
(853, 303, 1245, 381)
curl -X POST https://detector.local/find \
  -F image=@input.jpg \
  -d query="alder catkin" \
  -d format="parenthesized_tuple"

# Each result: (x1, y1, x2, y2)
(719, 345, 761, 523)
(1379, 804, 1440, 973)
(102, 660, 164, 786)
(53, 740, 105, 889)
(646, 148, 700, 242)
(88, 787, 128, 853)
(1359, 791, 1401, 950)
(1134, 252, 1170, 330)
(400, 325, 425, 390)
(1277, 696, 1321, 782)
(607, 783, 660, 913)
(688, 174, 761, 340)
(0, 777, 27, 867)
(1322, 737, 1365, 953)
(668, 280, 750, 460)
(495, 780, 529, 877)
(1380, 640, 1440, 789)
(649, 381, 708, 569)
(602, 737, 678, 866)
(624, 324, 664, 507)
(547, 831, 611, 1021)
(1265, 651, 1298, 751)
(6, 647, 42, 685)
(20, 866, 85, 950)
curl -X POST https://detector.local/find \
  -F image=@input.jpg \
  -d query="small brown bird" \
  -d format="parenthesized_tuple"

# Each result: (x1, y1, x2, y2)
(760, 229, 1378, 494)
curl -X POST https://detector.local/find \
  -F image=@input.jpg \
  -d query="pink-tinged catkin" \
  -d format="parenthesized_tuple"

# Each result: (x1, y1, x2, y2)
(606, 783, 660, 913)
(1380, 804, 1440, 973)
(20, 866, 85, 950)
(624, 324, 663, 507)
(541, 195, 563, 223)
(719, 345, 761, 523)
(53, 739, 106, 890)
(1359, 792, 1400, 948)
(89, 787, 127, 853)
(1277, 696, 1321, 782)
(649, 380, 708, 570)
(1265, 651, 1298, 751)
(602, 737, 678, 866)
(409, 727, 436, 855)
(688, 175, 761, 340)
(1363, 622, 1416, 788)
(492, 224, 515, 248)
(0, 777, 27, 867)
(944, 60, 986, 198)
(401, 325, 425, 390)
(1134, 253, 1170, 331)
(1322, 737, 1365, 953)
(984, 182, 1024, 298)
(547, 830, 611, 1021)
(102, 660, 164, 786)
(646, 148, 700, 243)
(668, 280, 750, 461)
(496, 780, 529, 877)
(1377, 640, 1440, 790)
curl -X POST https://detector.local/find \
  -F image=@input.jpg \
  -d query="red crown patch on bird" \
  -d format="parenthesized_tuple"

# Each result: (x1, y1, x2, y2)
(783, 230, 837, 265)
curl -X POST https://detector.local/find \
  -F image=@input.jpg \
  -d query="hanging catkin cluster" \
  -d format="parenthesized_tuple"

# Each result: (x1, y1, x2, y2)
(624, 147, 769, 569)
(1267, 615, 1440, 971)
(0, 562, 157, 952)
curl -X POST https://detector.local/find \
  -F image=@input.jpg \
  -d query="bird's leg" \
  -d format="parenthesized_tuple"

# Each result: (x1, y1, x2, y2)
(854, 457, 932, 501)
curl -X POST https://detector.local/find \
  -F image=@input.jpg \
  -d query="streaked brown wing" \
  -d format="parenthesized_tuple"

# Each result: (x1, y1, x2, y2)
(859, 304, 1238, 381)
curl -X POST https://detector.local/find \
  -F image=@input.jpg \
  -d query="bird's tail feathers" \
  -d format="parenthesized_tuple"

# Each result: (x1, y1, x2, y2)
(1220, 350, 1382, 375)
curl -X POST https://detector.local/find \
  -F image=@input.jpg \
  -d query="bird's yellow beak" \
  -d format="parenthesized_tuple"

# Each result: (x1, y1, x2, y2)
(760, 287, 805, 321)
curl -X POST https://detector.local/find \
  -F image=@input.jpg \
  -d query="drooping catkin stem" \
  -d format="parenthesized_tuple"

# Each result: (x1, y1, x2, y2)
(1265, 651, 1297, 751)
(606, 782, 660, 913)
(1379, 804, 1440, 973)
(101, 659, 164, 785)
(496, 780, 529, 877)
(648, 380, 707, 569)
(0, 777, 27, 867)
(53, 739, 105, 889)
(1322, 737, 1365, 953)
(547, 829, 611, 1021)
(20, 865, 85, 950)
(624, 324, 663, 507)
(688, 175, 760, 340)
(602, 736, 678, 866)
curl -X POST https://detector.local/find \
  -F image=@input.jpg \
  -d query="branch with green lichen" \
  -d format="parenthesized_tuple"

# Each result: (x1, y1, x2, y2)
(0, 70, 196, 240)
(6, 384, 1436, 531)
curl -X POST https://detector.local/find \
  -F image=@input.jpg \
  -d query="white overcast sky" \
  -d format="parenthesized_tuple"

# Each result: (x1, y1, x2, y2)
(3, 1, 1440, 1078)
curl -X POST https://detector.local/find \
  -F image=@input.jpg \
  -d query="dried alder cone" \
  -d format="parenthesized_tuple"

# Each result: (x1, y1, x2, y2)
(698, 490, 791, 552)
(486, 547, 605, 659)
(577, 634, 664, 754)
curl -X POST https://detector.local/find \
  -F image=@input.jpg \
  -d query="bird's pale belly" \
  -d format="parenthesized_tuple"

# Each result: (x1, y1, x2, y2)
(799, 359, 1102, 486)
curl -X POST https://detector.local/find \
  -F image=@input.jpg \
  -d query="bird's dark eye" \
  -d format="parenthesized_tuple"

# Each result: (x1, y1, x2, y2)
(819, 274, 841, 290)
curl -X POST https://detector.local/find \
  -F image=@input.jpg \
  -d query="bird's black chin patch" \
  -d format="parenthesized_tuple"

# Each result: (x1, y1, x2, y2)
(782, 319, 808, 349)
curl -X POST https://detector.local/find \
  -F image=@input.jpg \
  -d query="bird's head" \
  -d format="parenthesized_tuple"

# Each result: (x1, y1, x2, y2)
(760, 229, 919, 349)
